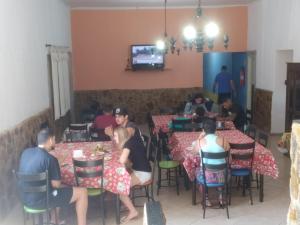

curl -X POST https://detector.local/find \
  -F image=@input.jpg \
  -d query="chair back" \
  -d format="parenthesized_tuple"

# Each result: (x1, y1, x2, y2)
(246, 109, 252, 125)
(14, 170, 49, 209)
(66, 123, 89, 142)
(182, 123, 203, 132)
(69, 123, 88, 131)
(171, 118, 192, 131)
(73, 158, 104, 189)
(257, 131, 269, 147)
(245, 125, 256, 139)
(200, 151, 229, 185)
(229, 142, 255, 168)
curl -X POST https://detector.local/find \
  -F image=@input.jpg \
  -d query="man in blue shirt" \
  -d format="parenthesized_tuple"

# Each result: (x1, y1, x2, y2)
(19, 128, 88, 225)
(213, 65, 236, 104)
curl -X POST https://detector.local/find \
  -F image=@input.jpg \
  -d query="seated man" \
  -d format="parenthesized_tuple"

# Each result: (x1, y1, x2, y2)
(18, 128, 88, 225)
(184, 93, 208, 115)
(220, 98, 246, 130)
(91, 104, 117, 140)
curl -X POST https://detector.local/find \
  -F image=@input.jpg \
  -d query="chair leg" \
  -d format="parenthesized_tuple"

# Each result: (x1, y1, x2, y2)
(150, 183, 154, 201)
(256, 173, 259, 189)
(242, 177, 246, 196)
(100, 195, 105, 225)
(145, 186, 150, 202)
(229, 177, 232, 205)
(175, 167, 179, 196)
(157, 168, 161, 196)
(202, 186, 206, 219)
(115, 194, 120, 225)
(167, 169, 171, 186)
(248, 176, 253, 205)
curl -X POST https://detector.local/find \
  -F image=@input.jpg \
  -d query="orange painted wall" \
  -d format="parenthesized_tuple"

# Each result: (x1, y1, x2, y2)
(71, 7, 247, 90)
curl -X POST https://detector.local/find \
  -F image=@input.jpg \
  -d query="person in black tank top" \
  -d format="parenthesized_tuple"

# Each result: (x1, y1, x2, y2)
(113, 127, 152, 223)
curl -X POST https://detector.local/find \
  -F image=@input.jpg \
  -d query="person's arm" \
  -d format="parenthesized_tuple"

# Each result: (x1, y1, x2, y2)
(184, 102, 192, 114)
(126, 127, 135, 137)
(119, 148, 130, 164)
(49, 157, 62, 188)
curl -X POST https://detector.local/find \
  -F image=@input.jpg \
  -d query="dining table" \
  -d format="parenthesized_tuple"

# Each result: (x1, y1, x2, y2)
(152, 114, 236, 134)
(51, 141, 131, 196)
(168, 130, 279, 204)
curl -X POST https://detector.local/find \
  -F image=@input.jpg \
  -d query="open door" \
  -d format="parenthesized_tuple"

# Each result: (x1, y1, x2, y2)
(285, 63, 300, 131)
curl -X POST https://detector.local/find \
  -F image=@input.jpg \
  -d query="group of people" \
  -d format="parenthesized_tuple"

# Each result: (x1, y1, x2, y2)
(18, 107, 151, 224)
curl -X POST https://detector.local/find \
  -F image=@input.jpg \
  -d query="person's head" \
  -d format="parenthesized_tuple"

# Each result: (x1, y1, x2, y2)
(102, 104, 113, 115)
(221, 65, 227, 72)
(222, 98, 233, 109)
(202, 119, 216, 135)
(113, 127, 130, 149)
(193, 93, 204, 105)
(37, 128, 55, 151)
(195, 107, 205, 117)
(114, 107, 129, 127)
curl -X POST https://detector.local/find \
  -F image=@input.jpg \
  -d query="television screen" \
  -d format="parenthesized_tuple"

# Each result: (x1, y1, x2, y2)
(131, 45, 164, 70)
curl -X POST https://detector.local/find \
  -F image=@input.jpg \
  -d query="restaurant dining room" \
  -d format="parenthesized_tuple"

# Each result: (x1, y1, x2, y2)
(1, 0, 300, 225)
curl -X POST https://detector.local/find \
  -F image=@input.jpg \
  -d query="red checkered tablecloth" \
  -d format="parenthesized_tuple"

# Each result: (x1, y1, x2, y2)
(152, 115, 235, 134)
(169, 130, 279, 181)
(51, 142, 131, 195)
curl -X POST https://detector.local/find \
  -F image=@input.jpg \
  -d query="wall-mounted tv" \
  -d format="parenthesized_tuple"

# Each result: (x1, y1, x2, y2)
(131, 45, 165, 70)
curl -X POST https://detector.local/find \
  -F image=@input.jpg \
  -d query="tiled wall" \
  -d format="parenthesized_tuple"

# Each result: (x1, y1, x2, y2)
(75, 87, 203, 124)
(253, 88, 272, 132)
(287, 121, 300, 224)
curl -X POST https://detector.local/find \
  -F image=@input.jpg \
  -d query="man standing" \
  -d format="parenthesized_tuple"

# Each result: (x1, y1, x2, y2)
(213, 65, 236, 104)
(18, 128, 88, 225)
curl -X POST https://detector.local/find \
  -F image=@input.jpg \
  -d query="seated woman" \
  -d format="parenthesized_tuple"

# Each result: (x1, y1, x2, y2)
(113, 127, 152, 223)
(184, 93, 208, 115)
(193, 119, 230, 205)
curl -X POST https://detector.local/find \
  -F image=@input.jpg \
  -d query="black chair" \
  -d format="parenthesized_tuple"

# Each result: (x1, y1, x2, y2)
(244, 125, 256, 139)
(197, 151, 230, 219)
(66, 124, 89, 142)
(131, 135, 157, 207)
(257, 131, 269, 147)
(229, 142, 255, 205)
(156, 132, 180, 196)
(246, 109, 252, 125)
(171, 118, 192, 132)
(14, 170, 52, 225)
(73, 158, 106, 225)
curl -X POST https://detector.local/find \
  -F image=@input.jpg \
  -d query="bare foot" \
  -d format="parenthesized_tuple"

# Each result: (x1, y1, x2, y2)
(121, 210, 139, 224)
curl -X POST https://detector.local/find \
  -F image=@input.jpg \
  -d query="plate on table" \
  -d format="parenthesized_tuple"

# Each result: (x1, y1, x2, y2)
(104, 155, 112, 161)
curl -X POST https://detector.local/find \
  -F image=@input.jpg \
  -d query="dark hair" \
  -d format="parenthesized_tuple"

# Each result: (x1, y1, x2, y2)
(102, 104, 113, 113)
(195, 107, 205, 117)
(221, 65, 227, 71)
(193, 93, 204, 104)
(203, 119, 216, 134)
(37, 128, 54, 145)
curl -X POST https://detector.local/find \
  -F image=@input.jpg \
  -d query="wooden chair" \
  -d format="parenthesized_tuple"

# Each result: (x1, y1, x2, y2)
(197, 151, 230, 219)
(229, 142, 255, 205)
(66, 123, 89, 142)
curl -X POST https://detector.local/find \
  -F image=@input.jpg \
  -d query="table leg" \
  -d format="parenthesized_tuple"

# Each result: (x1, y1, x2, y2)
(184, 170, 190, 190)
(192, 180, 197, 205)
(259, 175, 264, 202)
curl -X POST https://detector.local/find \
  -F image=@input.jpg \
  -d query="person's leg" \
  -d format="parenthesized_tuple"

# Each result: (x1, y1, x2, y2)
(119, 194, 138, 223)
(69, 187, 88, 225)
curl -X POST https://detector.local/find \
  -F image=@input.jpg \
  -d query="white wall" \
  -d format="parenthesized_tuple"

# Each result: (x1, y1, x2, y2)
(248, 0, 300, 133)
(0, 0, 71, 132)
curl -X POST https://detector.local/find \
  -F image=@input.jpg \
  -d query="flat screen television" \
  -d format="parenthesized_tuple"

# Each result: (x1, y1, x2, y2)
(131, 45, 165, 70)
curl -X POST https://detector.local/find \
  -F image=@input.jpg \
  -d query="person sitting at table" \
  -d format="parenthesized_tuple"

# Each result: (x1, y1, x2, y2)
(113, 127, 152, 223)
(18, 128, 88, 225)
(220, 98, 246, 130)
(193, 106, 206, 123)
(105, 107, 144, 144)
(193, 119, 230, 206)
(184, 93, 208, 115)
(91, 104, 117, 140)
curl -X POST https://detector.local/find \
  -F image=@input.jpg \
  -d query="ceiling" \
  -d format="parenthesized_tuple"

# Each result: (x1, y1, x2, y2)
(70, 0, 256, 9)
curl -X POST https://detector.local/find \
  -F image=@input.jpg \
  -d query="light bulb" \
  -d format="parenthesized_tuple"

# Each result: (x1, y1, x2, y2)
(204, 22, 219, 38)
(183, 25, 197, 40)
(156, 40, 165, 50)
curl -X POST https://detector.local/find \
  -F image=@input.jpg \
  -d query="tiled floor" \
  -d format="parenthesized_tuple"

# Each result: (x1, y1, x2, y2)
(1, 131, 290, 225)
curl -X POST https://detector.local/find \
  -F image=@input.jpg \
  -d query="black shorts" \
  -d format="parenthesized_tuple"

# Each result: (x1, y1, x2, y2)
(49, 187, 73, 208)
